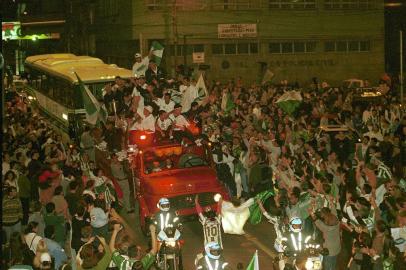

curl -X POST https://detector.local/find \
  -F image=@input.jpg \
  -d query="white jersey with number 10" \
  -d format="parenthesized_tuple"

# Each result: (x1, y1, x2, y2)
(200, 215, 223, 249)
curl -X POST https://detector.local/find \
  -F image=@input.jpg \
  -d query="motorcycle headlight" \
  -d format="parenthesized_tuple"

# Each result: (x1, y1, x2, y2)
(167, 241, 176, 247)
(305, 259, 313, 270)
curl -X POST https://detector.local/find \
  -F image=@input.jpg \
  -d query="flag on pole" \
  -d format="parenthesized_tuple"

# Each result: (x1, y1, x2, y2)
(276, 90, 303, 115)
(150, 41, 164, 66)
(261, 69, 274, 85)
(135, 41, 165, 76)
(246, 250, 259, 270)
(195, 73, 208, 103)
(76, 72, 107, 125)
(76, 73, 100, 125)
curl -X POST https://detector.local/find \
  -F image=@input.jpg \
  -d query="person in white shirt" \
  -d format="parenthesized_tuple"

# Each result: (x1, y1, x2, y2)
(138, 106, 156, 133)
(364, 125, 383, 142)
(155, 93, 175, 113)
(132, 53, 149, 77)
(156, 110, 173, 139)
(171, 104, 200, 145)
(180, 78, 199, 113)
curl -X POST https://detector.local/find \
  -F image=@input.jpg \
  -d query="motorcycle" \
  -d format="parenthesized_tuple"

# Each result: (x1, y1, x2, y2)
(156, 226, 183, 270)
(274, 235, 327, 270)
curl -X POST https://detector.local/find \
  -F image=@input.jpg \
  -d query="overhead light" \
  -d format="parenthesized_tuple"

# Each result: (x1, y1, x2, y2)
(62, 113, 68, 120)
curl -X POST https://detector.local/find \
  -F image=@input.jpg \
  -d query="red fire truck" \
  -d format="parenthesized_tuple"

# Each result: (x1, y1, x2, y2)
(128, 132, 229, 233)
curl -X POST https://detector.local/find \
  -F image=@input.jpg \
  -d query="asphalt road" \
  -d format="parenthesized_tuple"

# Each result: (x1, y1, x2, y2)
(125, 208, 277, 270)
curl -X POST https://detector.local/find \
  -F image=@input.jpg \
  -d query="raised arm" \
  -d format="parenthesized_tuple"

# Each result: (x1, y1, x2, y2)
(195, 195, 205, 220)
(109, 223, 122, 252)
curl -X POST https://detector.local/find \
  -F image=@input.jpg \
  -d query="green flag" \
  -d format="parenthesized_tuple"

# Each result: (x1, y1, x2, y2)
(150, 41, 164, 66)
(195, 73, 208, 104)
(276, 90, 302, 115)
(223, 93, 236, 114)
(76, 73, 100, 125)
(246, 250, 259, 270)
(249, 190, 274, 225)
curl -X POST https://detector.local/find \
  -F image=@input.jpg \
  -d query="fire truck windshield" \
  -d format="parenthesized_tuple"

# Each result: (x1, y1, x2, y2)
(141, 145, 210, 174)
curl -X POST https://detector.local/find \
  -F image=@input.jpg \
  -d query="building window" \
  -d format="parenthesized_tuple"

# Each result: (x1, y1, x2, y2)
(212, 0, 262, 10)
(169, 44, 204, 56)
(269, 0, 316, 9)
(324, 40, 370, 52)
(145, 0, 207, 11)
(249, 43, 258, 54)
(212, 43, 259, 55)
(269, 41, 317, 54)
(212, 44, 224, 55)
(324, 0, 372, 9)
(269, 43, 281, 53)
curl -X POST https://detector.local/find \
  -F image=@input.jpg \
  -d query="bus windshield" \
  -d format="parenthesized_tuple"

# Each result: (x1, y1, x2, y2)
(142, 145, 210, 174)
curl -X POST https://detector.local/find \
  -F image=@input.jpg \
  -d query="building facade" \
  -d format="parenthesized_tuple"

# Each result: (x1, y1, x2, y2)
(94, 0, 385, 85)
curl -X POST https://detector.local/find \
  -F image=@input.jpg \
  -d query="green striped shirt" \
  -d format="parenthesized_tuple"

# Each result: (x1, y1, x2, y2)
(111, 251, 155, 270)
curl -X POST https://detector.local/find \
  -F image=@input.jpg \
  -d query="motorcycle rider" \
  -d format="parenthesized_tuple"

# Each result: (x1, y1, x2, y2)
(153, 197, 181, 234)
(195, 242, 231, 270)
(154, 197, 183, 269)
(257, 199, 314, 269)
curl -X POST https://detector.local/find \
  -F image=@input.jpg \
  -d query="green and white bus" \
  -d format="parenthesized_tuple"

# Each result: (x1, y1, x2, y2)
(24, 53, 132, 137)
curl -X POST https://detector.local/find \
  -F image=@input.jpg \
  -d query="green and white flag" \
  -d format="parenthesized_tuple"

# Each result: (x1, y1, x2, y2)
(134, 41, 165, 76)
(150, 41, 164, 66)
(195, 73, 208, 103)
(76, 73, 100, 125)
(276, 90, 302, 115)
(76, 72, 106, 125)
(246, 250, 259, 270)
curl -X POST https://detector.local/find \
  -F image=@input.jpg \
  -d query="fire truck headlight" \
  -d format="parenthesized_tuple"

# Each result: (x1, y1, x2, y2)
(214, 193, 222, 202)
(140, 135, 146, 140)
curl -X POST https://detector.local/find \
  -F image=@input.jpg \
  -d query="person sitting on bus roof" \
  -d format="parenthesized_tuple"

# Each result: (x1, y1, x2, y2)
(155, 110, 173, 140)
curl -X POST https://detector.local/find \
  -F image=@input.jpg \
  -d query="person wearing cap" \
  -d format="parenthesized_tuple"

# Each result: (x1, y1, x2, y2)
(38, 252, 53, 270)
(137, 105, 156, 133)
(132, 53, 150, 78)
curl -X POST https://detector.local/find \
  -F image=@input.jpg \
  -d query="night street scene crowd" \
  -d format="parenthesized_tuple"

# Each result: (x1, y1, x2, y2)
(2, 55, 406, 270)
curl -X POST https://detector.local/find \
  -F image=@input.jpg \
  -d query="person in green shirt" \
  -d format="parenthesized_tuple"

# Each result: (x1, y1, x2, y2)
(109, 210, 158, 270)
(43, 202, 66, 247)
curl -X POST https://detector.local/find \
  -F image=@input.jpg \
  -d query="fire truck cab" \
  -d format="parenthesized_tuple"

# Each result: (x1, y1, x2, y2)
(128, 132, 229, 233)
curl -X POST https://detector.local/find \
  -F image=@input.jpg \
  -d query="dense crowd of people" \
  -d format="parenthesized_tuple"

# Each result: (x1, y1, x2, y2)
(2, 54, 406, 270)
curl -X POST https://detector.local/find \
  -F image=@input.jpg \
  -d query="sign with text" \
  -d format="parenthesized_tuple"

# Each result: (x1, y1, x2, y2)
(193, 52, 205, 63)
(2, 22, 21, 40)
(218, 24, 257, 39)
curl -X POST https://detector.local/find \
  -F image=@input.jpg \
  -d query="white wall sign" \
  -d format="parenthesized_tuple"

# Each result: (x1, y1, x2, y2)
(193, 52, 205, 63)
(218, 24, 257, 38)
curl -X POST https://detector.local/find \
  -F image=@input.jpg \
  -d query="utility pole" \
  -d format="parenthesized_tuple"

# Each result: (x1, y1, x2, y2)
(400, 30, 404, 106)
(172, 0, 178, 74)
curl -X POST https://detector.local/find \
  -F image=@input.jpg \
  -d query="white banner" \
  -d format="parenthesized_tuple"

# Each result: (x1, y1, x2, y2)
(193, 52, 205, 63)
(218, 24, 257, 39)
